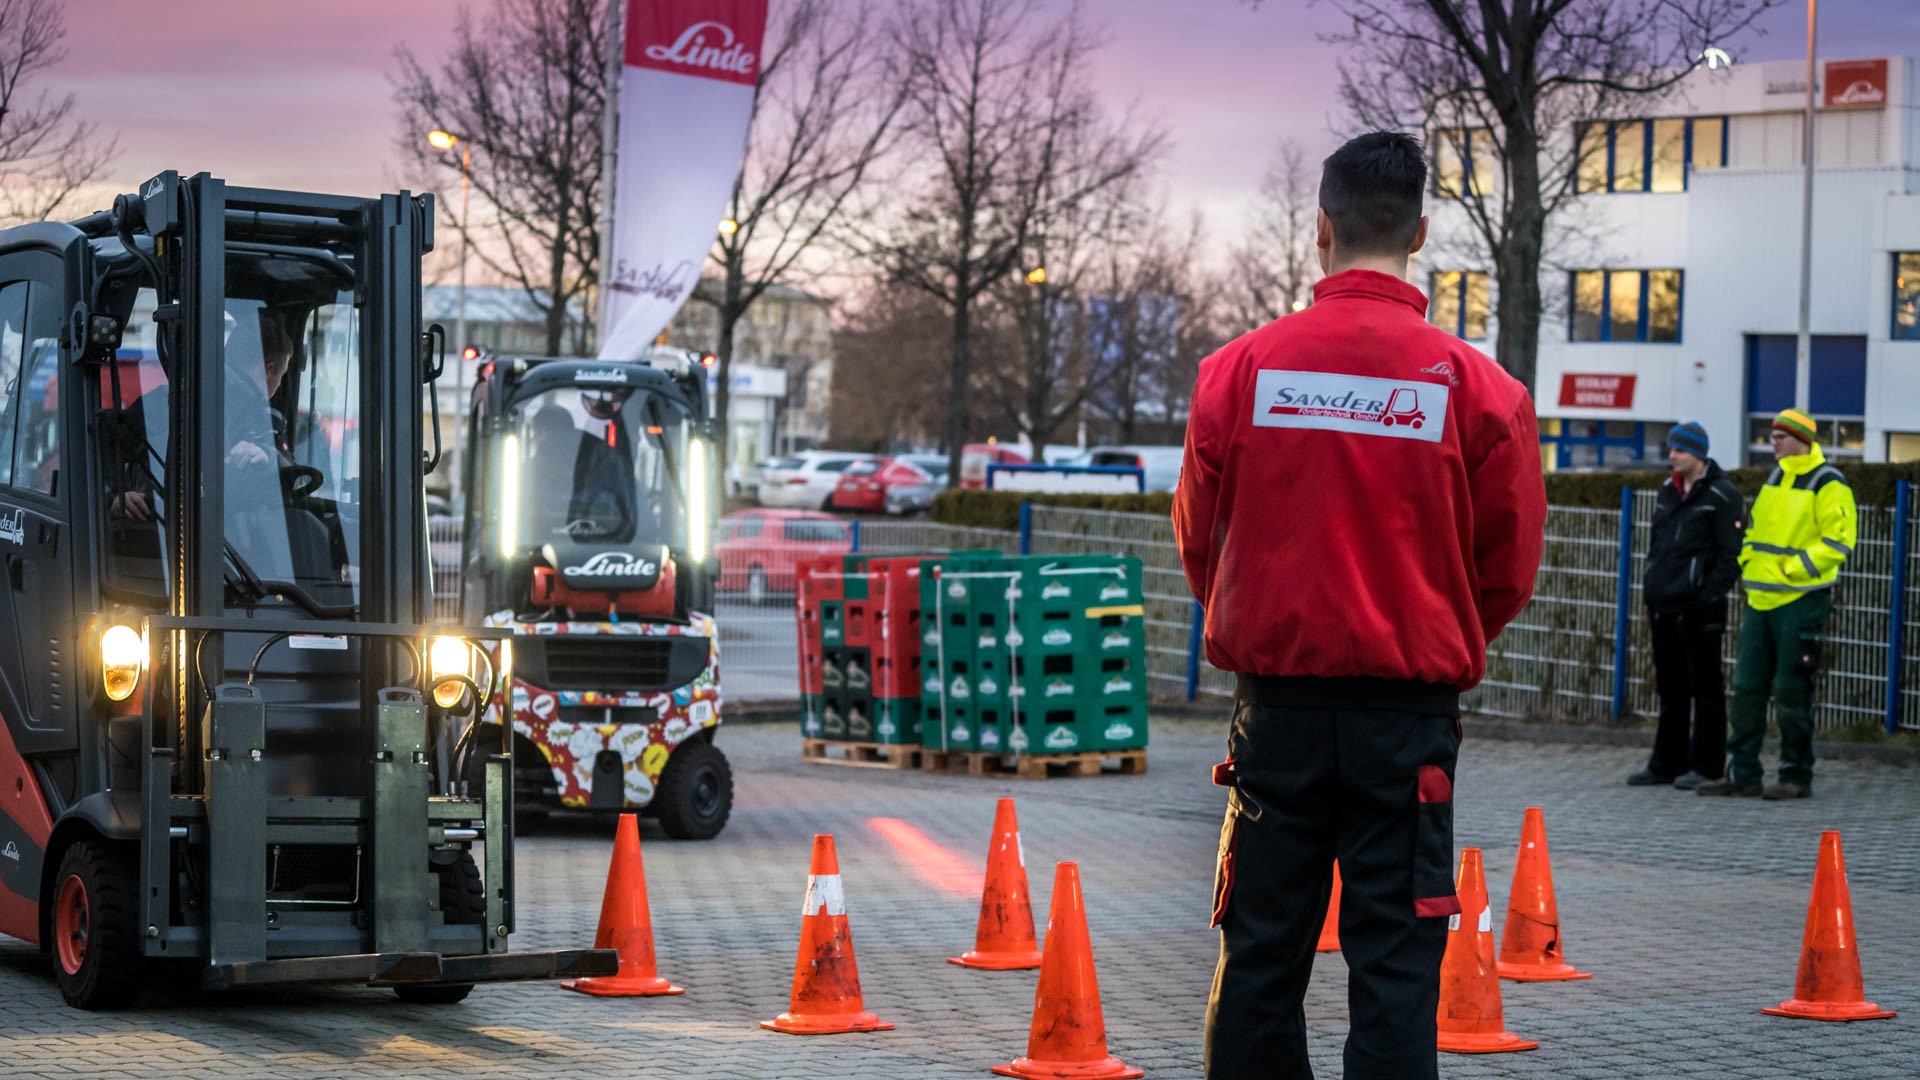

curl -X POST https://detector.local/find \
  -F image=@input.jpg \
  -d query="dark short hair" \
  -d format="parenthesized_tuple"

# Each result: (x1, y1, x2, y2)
(259, 315, 293, 365)
(1319, 132, 1427, 256)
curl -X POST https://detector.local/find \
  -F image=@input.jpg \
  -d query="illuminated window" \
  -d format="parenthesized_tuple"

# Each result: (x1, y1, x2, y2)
(1570, 269, 1684, 343)
(1429, 271, 1491, 340)
(1433, 128, 1496, 199)
(1574, 117, 1728, 193)
(1895, 253, 1920, 341)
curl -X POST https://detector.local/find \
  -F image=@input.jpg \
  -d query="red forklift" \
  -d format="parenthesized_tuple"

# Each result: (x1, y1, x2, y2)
(451, 348, 731, 840)
(0, 172, 615, 1008)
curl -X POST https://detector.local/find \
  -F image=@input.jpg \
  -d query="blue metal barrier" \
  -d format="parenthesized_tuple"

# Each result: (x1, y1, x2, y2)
(1887, 480, 1911, 734)
(1186, 601, 1205, 702)
(1611, 485, 1634, 722)
(849, 519, 861, 553)
(1018, 502, 1032, 555)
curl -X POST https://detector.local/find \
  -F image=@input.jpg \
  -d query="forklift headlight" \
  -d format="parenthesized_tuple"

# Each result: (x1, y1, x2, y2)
(101, 624, 145, 702)
(429, 635, 473, 709)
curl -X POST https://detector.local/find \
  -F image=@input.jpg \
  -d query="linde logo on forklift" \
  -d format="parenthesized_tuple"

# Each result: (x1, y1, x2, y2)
(1252, 370, 1449, 444)
(574, 368, 629, 384)
(0, 509, 23, 546)
(563, 551, 660, 577)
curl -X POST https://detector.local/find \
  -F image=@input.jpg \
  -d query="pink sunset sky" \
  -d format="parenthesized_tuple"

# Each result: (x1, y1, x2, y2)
(52, 0, 1909, 280)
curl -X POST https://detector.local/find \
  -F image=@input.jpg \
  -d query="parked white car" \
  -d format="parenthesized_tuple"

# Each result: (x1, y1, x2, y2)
(1085, 445, 1184, 492)
(756, 450, 874, 509)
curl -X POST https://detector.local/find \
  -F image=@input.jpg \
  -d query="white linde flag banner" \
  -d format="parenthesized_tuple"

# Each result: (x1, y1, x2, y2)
(598, 0, 767, 360)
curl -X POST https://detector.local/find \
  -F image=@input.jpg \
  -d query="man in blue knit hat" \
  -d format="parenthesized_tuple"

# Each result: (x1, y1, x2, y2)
(1630, 420, 1745, 789)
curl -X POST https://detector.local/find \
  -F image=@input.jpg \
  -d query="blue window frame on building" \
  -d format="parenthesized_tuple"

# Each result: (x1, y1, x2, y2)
(1895, 253, 1920, 341)
(1577, 116, 1727, 194)
(1537, 420, 1657, 470)
(1569, 269, 1683, 343)
(1429, 270, 1490, 340)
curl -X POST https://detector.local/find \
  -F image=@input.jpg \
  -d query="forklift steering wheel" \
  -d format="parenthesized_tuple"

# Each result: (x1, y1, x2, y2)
(280, 464, 324, 499)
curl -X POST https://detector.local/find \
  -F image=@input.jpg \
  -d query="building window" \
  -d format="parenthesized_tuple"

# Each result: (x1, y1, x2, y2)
(1895, 253, 1920, 341)
(1433, 128, 1496, 198)
(1575, 117, 1727, 194)
(1429, 271, 1490, 340)
(1569, 270, 1683, 343)
(1746, 416, 1865, 465)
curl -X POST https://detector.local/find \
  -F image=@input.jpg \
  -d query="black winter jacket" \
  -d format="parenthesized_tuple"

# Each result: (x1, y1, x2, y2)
(1643, 460, 1745, 612)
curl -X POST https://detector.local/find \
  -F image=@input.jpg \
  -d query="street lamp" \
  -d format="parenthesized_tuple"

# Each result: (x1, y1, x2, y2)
(718, 217, 739, 236)
(1792, 0, 1817, 415)
(1025, 267, 1047, 285)
(427, 129, 474, 368)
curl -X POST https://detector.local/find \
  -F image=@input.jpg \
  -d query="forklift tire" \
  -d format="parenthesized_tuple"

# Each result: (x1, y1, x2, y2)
(50, 840, 142, 1010)
(654, 740, 733, 841)
(394, 851, 485, 1005)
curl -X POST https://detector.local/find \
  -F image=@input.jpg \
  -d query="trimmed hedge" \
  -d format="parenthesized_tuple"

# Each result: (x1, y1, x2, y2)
(1543, 460, 1920, 509)
(931, 489, 1174, 531)
(933, 460, 1920, 525)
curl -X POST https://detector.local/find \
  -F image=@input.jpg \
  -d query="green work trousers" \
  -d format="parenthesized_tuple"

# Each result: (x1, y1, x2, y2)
(1728, 589, 1833, 788)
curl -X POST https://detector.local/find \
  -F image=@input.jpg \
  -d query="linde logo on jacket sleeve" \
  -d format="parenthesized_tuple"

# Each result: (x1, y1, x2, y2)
(1252, 370, 1450, 444)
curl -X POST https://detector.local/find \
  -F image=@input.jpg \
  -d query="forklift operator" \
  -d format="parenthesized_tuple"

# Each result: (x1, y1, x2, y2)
(108, 313, 295, 523)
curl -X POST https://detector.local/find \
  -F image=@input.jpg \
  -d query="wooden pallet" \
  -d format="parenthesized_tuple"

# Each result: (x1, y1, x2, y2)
(801, 739, 925, 769)
(920, 748, 1148, 780)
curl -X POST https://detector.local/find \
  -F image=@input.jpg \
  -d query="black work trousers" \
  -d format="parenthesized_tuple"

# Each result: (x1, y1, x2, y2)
(1647, 602, 1728, 780)
(1204, 678, 1461, 1080)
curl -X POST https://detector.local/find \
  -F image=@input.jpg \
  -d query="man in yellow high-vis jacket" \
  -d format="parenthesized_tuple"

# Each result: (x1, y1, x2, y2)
(1700, 409, 1856, 800)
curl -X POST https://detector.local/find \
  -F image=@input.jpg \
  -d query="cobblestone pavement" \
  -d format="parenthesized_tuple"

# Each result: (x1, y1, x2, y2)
(0, 716, 1914, 1079)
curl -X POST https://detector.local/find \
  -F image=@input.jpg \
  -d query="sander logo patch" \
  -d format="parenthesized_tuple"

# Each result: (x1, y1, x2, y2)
(1253, 370, 1449, 443)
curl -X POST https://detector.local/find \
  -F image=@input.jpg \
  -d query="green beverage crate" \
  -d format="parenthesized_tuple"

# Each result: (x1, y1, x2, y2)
(820, 600, 846, 649)
(821, 695, 849, 739)
(801, 693, 828, 740)
(872, 696, 920, 744)
(845, 697, 876, 741)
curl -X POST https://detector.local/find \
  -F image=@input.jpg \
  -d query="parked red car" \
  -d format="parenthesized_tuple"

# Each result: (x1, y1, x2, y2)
(715, 508, 852, 603)
(829, 454, 948, 513)
(960, 443, 1029, 489)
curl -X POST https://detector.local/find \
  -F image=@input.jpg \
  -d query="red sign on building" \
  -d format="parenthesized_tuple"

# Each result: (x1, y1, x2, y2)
(1824, 59, 1888, 109)
(1558, 373, 1637, 409)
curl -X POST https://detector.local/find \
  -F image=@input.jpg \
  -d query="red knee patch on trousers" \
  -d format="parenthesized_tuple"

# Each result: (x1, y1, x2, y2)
(1413, 894, 1462, 918)
(1416, 764, 1452, 803)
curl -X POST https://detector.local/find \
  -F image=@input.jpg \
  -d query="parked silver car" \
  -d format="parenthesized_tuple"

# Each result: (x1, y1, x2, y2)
(756, 450, 874, 509)
(1085, 445, 1184, 492)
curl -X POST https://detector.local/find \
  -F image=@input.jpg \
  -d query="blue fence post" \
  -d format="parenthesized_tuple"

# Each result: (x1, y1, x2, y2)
(1611, 484, 1634, 723)
(1018, 502, 1033, 555)
(1886, 480, 1911, 735)
(849, 519, 861, 553)
(1186, 601, 1204, 702)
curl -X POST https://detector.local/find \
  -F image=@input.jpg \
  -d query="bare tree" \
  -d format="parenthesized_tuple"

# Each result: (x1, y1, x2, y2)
(864, 0, 1164, 485)
(1084, 211, 1220, 445)
(1224, 139, 1319, 329)
(0, 0, 116, 223)
(697, 0, 902, 489)
(393, 0, 610, 356)
(1301, 0, 1778, 389)
(830, 282, 951, 451)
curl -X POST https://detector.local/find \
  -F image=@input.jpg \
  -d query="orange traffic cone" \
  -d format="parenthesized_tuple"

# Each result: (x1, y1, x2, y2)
(1437, 848, 1537, 1054)
(561, 813, 684, 997)
(1316, 863, 1342, 953)
(762, 834, 895, 1034)
(950, 798, 1044, 970)
(993, 862, 1142, 1080)
(1762, 830, 1897, 1022)
(1496, 807, 1590, 982)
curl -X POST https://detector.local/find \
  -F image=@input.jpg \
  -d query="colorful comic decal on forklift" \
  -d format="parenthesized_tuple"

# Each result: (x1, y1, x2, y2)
(489, 613, 721, 809)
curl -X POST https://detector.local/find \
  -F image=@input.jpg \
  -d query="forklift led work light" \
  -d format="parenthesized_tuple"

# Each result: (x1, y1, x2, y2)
(100, 624, 145, 702)
(429, 636, 475, 709)
(687, 437, 709, 564)
(497, 433, 522, 559)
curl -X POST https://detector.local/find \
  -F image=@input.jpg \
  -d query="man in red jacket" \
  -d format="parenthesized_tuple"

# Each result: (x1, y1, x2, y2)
(1177, 132, 1546, 1080)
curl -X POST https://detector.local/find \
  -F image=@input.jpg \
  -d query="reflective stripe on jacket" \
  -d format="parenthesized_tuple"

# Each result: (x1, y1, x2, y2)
(1738, 444, 1857, 611)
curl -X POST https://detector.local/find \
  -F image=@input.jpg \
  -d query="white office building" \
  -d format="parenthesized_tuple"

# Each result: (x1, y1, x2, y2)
(1423, 55, 1920, 467)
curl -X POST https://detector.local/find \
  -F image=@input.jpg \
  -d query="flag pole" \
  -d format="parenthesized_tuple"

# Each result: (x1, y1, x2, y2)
(593, 0, 625, 356)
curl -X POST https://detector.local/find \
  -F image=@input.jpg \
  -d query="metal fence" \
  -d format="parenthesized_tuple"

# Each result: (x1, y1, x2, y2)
(426, 483, 1920, 730)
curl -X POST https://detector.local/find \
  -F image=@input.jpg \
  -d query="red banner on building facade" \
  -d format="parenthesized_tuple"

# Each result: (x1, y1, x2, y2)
(1824, 59, 1888, 109)
(1557, 373, 1637, 409)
